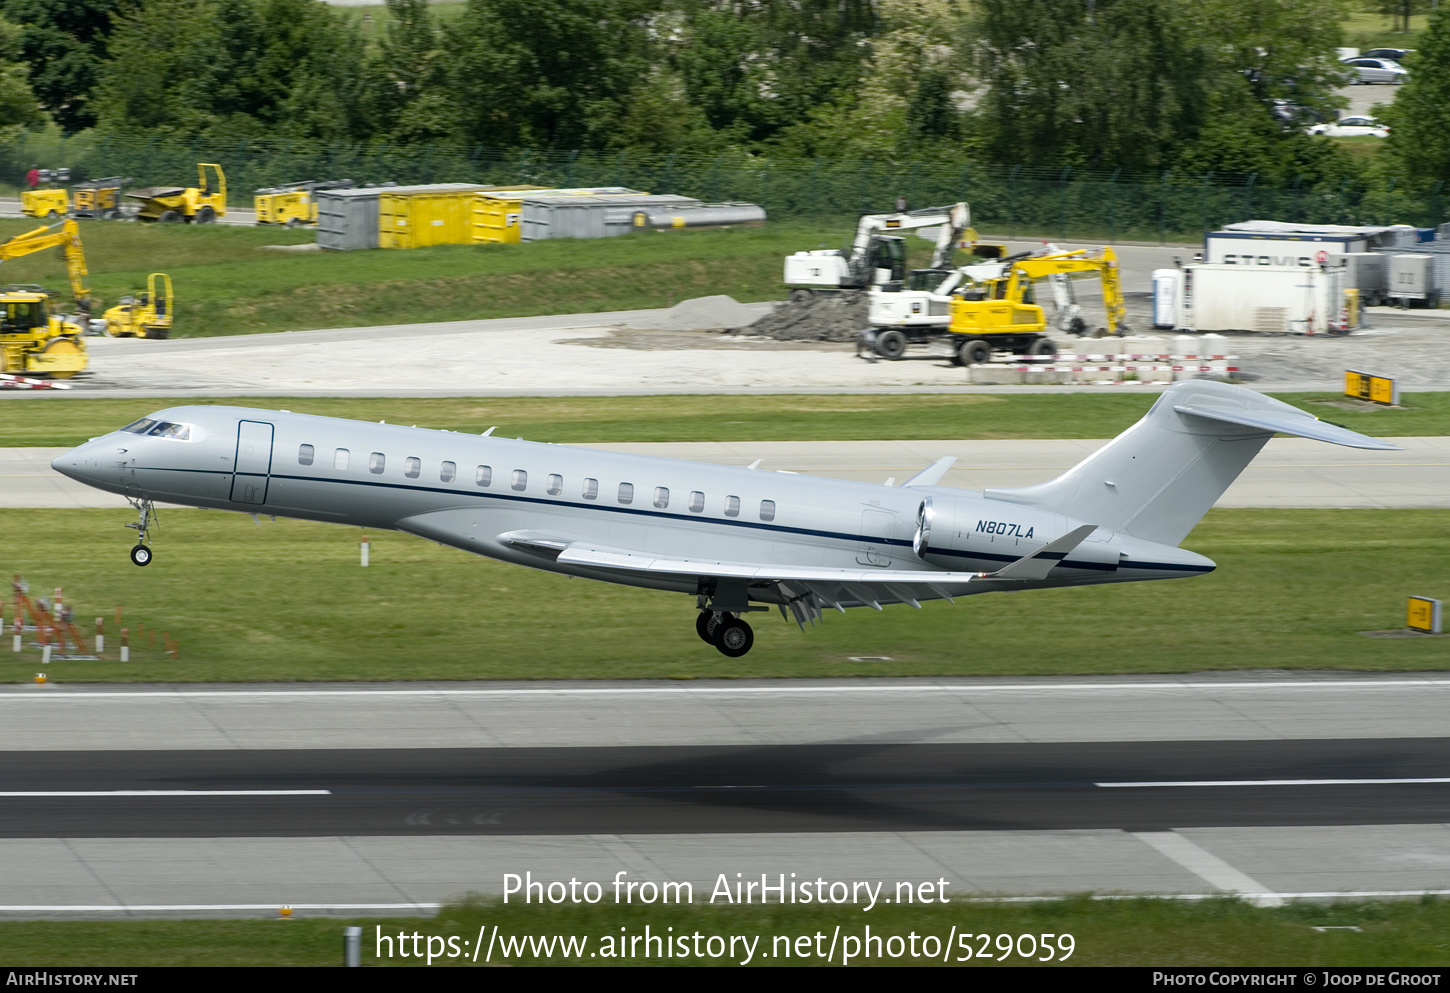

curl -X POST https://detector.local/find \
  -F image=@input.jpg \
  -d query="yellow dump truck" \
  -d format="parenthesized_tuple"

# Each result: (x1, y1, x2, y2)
(127, 163, 227, 223)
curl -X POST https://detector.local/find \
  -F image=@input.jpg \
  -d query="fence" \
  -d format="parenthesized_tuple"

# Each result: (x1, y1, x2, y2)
(5, 129, 1445, 242)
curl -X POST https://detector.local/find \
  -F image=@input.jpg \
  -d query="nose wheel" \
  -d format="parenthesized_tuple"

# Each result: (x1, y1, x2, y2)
(695, 610, 755, 657)
(124, 497, 157, 566)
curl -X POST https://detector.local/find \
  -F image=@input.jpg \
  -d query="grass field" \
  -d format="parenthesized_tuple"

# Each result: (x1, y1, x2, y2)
(0, 218, 854, 338)
(2, 392, 1444, 449)
(2, 896, 1447, 966)
(2, 507, 1446, 684)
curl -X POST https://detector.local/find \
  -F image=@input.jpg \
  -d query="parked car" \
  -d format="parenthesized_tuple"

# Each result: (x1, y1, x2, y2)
(1309, 116, 1390, 137)
(1342, 57, 1409, 84)
(1362, 48, 1413, 62)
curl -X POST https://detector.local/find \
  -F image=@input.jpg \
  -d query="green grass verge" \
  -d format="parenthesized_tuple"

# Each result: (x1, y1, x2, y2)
(0, 219, 860, 338)
(3, 392, 1445, 449)
(2, 507, 1446, 683)
(3, 896, 1447, 966)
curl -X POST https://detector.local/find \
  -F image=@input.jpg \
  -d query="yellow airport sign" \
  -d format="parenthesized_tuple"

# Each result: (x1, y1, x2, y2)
(1407, 596, 1442, 634)
(1345, 370, 1399, 405)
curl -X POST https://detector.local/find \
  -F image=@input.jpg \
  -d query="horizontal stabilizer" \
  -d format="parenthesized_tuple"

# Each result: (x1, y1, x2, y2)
(1173, 403, 1401, 451)
(985, 524, 1097, 581)
(903, 457, 957, 488)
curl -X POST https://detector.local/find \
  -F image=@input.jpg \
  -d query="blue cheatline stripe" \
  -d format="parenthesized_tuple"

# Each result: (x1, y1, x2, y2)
(133, 466, 1211, 574)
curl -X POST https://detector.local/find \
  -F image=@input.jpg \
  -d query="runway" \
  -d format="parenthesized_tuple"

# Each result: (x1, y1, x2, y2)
(1, 678, 1449, 914)
(4, 436, 1446, 508)
(3, 740, 1450, 839)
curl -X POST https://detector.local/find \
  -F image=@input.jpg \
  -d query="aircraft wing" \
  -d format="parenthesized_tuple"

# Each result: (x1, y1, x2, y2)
(547, 524, 1097, 626)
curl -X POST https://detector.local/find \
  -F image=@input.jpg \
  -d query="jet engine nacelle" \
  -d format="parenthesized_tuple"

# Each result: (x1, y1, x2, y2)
(912, 494, 1121, 576)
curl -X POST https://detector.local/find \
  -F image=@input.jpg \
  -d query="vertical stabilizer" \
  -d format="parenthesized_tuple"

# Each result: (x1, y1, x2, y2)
(983, 381, 1398, 546)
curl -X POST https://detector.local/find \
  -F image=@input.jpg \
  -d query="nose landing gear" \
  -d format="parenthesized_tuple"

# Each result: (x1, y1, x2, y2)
(125, 497, 156, 567)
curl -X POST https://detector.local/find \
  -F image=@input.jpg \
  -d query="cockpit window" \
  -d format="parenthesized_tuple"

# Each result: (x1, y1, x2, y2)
(120, 418, 157, 434)
(147, 421, 191, 440)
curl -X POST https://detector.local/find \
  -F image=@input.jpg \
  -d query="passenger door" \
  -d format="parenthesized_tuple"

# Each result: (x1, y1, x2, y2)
(231, 420, 274, 505)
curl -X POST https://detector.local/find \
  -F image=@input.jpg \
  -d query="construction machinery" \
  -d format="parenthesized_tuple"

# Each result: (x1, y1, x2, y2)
(103, 273, 173, 339)
(783, 202, 975, 298)
(21, 169, 70, 218)
(72, 177, 128, 219)
(127, 163, 227, 223)
(859, 246, 1128, 363)
(0, 219, 93, 378)
(254, 179, 354, 227)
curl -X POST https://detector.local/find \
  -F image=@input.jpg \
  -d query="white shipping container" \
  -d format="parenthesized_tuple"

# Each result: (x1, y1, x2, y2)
(1204, 232, 1369, 267)
(1389, 254, 1436, 301)
(1178, 264, 1349, 335)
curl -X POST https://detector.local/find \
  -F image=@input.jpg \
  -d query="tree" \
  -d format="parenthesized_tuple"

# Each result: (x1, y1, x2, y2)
(0, 16, 45, 128)
(446, 0, 654, 148)
(2, 0, 120, 132)
(1382, 5, 1450, 180)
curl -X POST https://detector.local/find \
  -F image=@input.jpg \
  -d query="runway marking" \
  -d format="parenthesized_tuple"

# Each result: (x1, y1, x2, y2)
(3, 678, 1450, 699)
(1101, 778, 1450, 788)
(1133, 831, 1282, 907)
(0, 790, 331, 797)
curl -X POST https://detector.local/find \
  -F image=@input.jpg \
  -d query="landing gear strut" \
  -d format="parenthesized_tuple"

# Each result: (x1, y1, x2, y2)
(125, 497, 156, 567)
(695, 609, 756, 657)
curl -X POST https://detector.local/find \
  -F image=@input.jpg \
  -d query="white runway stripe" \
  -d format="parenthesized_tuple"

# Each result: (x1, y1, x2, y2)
(3, 678, 1450, 700)
(0, 790, 331, 797)
(1099, 778, 1450, 788)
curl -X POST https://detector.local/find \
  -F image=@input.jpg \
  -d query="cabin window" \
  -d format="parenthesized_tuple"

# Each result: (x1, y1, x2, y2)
(653, 486, 669, 509)
(760, 499, 776, 522)
(120, 418, 157, 435)
(334, 448, 349, 470)
(618, 482, 634, 504)
(404, 457, 421, 479)
(689, 490, 705, 513)
(440, 461, 456, 483)
(546, 473, 563, 495)
(724, 495, 741, 517)
(583, 477, 599, 500)
(298, 444, 314, 466)
(511, 469, 528, 491)
(475, 464, 492, 486)
(369, 452, 385, 474)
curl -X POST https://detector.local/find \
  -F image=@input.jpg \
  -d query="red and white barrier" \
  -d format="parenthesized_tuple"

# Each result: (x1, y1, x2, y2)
(0, 374, 72, 390)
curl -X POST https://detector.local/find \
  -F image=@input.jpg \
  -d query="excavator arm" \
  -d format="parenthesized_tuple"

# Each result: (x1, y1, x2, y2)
(1001, 247, 1127, 335)
(0, 219, 93, 314)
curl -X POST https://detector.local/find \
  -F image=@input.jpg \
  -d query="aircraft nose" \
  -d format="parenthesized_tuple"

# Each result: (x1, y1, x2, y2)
(50, 450, 82, 479)
(52, 441, 119, 487)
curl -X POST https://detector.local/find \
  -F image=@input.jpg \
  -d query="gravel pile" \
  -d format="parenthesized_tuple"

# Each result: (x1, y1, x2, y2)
(727, 290, 867, 342)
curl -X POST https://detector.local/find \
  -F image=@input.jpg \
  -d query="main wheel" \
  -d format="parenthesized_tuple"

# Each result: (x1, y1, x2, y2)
(158, 210, 181, 223)
(713, 617, 754, 657)
(788, 289, 814, 304)
(197, 206, 216, 224)
(1027, 338, 1058, 362)
(142, 324, 169, 340)
(875, 330, 907, 360)
(959, 339, 992, 365)
(695, 611, 714, 644)
(285, 217, 303, 229)
(130, 544, 152, 567)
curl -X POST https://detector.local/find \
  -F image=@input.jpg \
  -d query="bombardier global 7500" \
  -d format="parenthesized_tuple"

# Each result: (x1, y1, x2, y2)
(53, 381, 1395, 657)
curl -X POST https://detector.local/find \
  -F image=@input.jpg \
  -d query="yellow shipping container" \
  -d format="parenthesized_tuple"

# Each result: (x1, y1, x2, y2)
(471, 187, 641, 244)
(376, 185, 530, 249)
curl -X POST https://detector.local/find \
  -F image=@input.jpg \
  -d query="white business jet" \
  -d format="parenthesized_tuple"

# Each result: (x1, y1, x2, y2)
(52, 381, 1395, 657)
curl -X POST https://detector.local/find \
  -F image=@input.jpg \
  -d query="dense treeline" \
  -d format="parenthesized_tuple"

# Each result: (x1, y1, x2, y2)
(2, 0, 1450, 203)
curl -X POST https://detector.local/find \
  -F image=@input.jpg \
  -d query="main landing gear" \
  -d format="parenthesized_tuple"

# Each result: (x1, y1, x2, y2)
(695, 609, 755, 658)
(125, 497, 156, 567)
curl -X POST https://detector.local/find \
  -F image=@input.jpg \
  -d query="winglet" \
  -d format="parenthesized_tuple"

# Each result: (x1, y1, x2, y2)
(984, 524, 1097, 581)
(903, 456, 957, 488)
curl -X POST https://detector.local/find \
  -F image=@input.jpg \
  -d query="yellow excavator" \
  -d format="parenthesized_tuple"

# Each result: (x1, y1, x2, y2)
(103, 273, 172, 338)
(946, 246, 1127, 364)
(0, 218, 93, 378)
